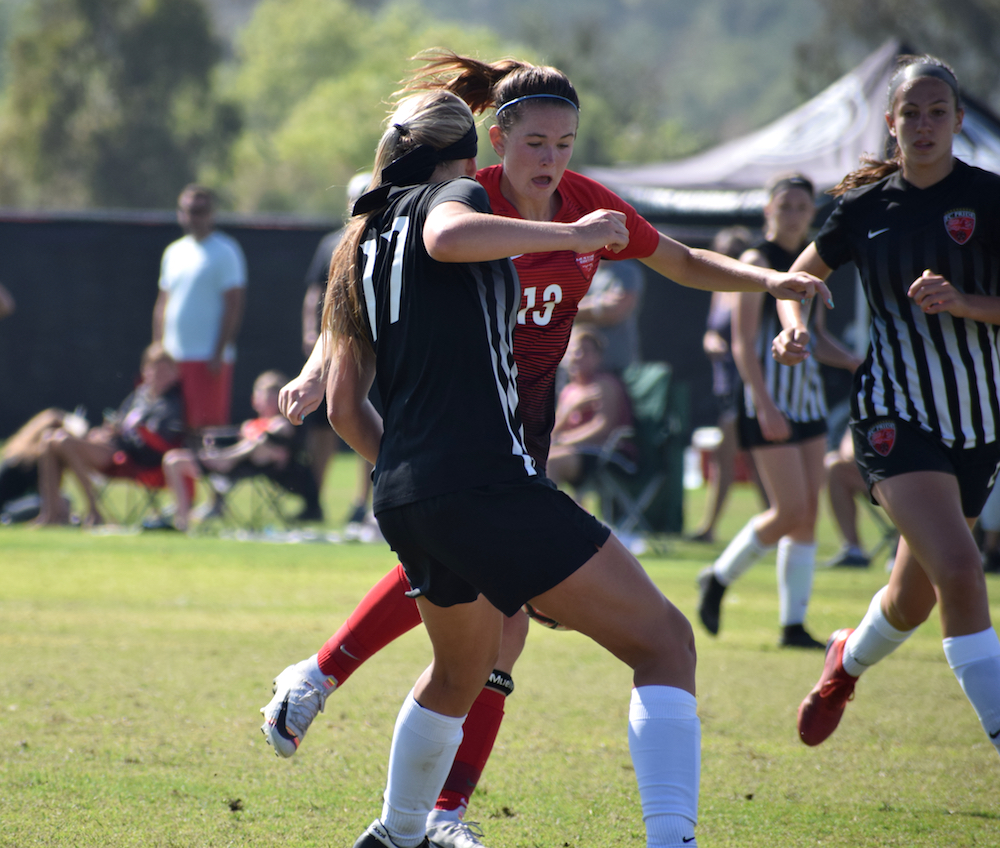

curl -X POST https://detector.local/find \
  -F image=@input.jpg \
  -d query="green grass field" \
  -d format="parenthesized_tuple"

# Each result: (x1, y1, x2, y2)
(2, 460, 998, 847)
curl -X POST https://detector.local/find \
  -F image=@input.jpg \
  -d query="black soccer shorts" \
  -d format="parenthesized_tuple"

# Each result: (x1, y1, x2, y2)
(376, 477, 611, 616)
(852, 416, 1000, 518)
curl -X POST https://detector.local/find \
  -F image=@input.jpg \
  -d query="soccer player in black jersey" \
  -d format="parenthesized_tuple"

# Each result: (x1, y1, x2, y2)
(317, 88, 712, 848)
(772, 55, 1000, 759)
(698, 174, 862, 648)
(268, 55, 832, 848)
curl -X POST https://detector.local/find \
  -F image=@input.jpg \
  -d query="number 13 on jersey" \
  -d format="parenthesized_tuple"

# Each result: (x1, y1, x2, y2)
(518, 284, 563, 326)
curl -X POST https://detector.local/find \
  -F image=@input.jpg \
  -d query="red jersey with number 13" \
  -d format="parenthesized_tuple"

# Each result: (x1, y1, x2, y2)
(476, 165, 660, 463)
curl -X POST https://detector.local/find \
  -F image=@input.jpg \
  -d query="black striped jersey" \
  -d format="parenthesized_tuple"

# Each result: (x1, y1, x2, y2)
(815, 160, 1000, 448)
(742, 239, 828, 424)
(357, 177, 536, 512)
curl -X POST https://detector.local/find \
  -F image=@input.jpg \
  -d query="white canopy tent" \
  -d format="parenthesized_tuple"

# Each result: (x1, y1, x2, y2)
(586, 39, 1000, 222)
(589, 40, 1000, 432)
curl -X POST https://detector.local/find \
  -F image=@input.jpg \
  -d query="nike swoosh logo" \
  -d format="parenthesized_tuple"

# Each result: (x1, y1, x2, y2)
(990, 728, 1000, 739)
(682, 838, 696, 844)
(868, 228, 890, 239)
(275, 696, 300, 746)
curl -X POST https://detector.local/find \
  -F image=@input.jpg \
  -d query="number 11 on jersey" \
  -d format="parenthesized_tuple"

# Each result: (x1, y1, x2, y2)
(362, 216, 411, 341)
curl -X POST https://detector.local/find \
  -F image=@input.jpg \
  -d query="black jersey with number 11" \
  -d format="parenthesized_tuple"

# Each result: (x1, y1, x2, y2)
(357, 177, 537, 512)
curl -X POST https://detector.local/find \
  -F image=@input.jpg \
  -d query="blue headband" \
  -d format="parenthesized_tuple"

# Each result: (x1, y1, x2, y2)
(495, 94, 579, 116)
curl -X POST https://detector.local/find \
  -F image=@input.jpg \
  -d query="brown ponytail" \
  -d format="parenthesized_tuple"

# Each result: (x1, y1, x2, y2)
(829, 153, 903, 196)
(403, 49, 579, 131)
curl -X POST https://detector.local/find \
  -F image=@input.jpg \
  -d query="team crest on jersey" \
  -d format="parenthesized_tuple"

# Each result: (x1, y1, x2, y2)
(867, 421, 896, 457)
(575, 252, 599, 277)
(944, 209, 976, 245)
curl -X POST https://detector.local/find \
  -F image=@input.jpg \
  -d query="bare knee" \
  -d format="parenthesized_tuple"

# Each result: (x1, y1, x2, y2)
(629, 600, 697, 692)
(422, 649, 501, 715)
(827, 458, 851, 489)
(162, 449, 184, 472)
(42, 429, 70, 456)
(934, 554, 988, 606)
(765, 499, 813, 538)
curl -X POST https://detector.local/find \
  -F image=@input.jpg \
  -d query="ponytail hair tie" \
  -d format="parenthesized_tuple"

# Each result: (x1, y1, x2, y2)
(353, 123, 479, 216)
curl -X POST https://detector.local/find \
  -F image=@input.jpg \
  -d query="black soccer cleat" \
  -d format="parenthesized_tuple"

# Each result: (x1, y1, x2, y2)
(697, 567, 726, 636)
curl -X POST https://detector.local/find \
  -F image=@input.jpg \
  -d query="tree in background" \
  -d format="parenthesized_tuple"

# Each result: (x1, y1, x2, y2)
(417, 0, 825, 156)
(796, 0, 1000, 112)
(505, 11, 703, 170)
(221, 0, 519, 215)
(0, 0, 240, 209)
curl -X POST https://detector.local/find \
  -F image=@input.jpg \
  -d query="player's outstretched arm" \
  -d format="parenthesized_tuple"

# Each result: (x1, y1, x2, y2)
(641, 231, 833, 304)
(424, 202, 629, 263)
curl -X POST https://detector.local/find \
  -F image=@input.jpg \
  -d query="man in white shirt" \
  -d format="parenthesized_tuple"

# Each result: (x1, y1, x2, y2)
(152, 185, 246, 429)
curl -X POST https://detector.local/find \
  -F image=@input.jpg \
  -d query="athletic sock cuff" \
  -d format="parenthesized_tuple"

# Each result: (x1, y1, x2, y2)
(777, 538, 817, 554)
(401, 691, 467, 742)
(629, 685, 698, 721)
(869, 587, 915, 642)
(485, 669, 514, 697)
(943, 628, 1000, 670)
(750, 521, 776, 553)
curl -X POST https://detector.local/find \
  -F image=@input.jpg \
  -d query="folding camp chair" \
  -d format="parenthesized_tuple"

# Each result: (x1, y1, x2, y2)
(584, 361, 690, 549)
(94, 462, 179, 527)
(195, 425, 322, 533)
(205, 471, 295, 532)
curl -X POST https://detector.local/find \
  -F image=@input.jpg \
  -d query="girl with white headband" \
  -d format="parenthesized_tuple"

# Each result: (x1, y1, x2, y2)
(772, 55, 1000, 758)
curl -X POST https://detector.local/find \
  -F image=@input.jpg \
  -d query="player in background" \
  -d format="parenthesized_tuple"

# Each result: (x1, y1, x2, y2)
(697, 174, 862, 647)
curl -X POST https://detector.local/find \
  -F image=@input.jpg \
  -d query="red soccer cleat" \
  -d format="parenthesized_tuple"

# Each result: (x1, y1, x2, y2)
(797, 628, 858, 746)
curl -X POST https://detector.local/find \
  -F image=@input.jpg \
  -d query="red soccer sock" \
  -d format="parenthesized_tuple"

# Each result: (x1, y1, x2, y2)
(316, 563, 422, 684)
(435, 675, 510, 813)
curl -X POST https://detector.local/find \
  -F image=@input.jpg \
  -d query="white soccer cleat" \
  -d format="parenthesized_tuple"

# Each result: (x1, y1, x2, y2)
(259, 656, 336, 757)
(426, 819, 488, 848)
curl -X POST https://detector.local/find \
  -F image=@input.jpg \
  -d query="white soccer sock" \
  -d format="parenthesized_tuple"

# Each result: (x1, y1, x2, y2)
(713, 518, 771, 586)
(381, 691, 466, 848)
(776, 539, 816, 626)
(628, 686, 700, 847)
(842, 587, 915, 677)
(942, 628, 1000, 756)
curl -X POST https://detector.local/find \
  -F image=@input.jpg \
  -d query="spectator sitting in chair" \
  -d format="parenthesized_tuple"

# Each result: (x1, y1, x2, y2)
(162, 369, 322, 532)
(35, 343, 185, 526)
(546, 326, 634, 498)
(1, 407, 88, 523)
